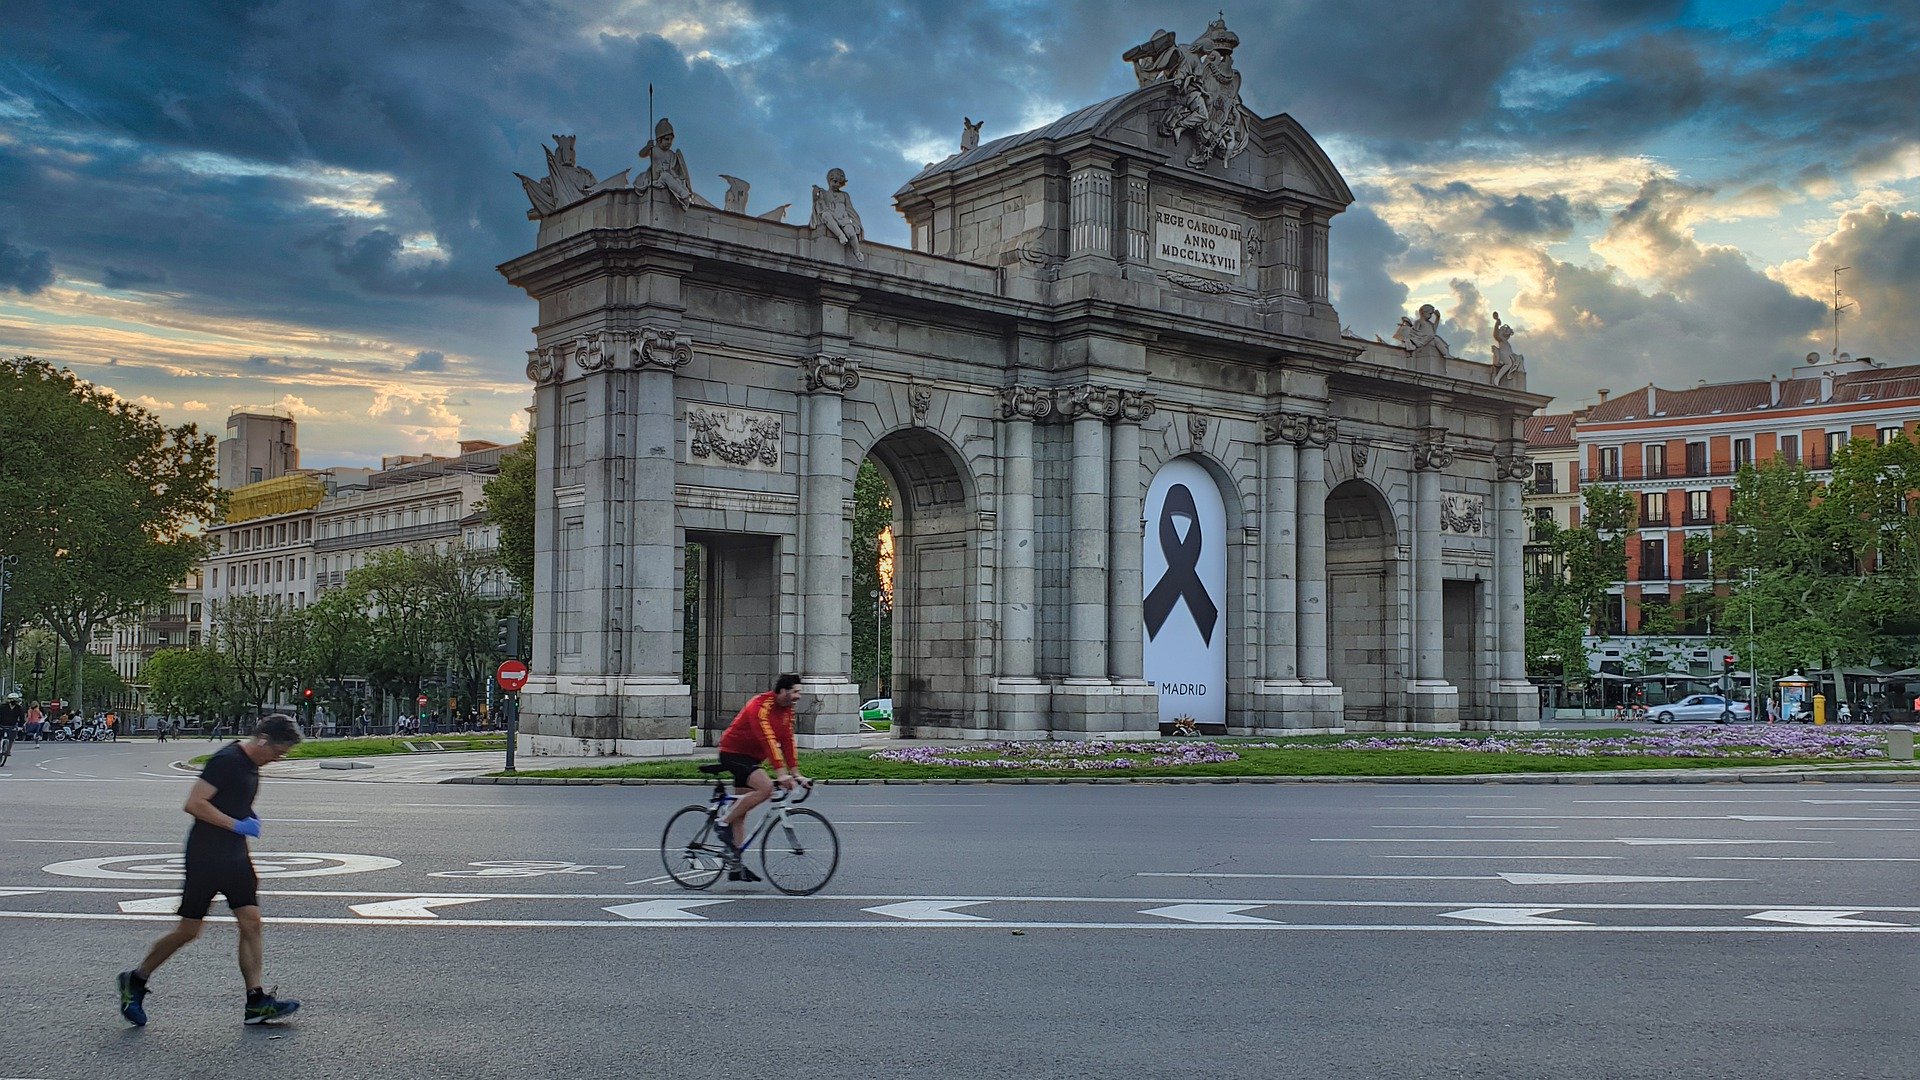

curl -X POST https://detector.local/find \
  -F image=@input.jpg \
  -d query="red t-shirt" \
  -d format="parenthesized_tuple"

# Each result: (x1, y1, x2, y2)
(718, 691, 796, 771)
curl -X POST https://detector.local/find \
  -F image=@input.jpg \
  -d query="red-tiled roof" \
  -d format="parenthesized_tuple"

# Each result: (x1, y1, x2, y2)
(1576, 363, 1920, 425)
(1525, 412, 1578, 448)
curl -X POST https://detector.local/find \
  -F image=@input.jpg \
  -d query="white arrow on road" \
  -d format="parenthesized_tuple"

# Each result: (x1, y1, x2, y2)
(863, 900, 990, 921)
(1618, 837, 1828, 846)
(349, 897, 491, 919)
(1140, 904, 1278, 925)
(1747, 909, 1905, 928)
(603, 899, 733, 921)
(1497, 873, 1739, 885)
(117, 895, 182, 913)
(0, 889, 43, 899)
(1728, 815, 1904, 822)
(1439, 907, 1589, 926)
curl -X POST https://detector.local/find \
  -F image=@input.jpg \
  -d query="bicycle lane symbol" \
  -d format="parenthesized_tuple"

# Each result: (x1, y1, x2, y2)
(42, 852, 402, 880)
(429, 861, 623, 879)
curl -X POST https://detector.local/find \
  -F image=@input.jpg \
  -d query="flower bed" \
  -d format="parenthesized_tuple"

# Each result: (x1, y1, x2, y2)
(1277, 726, 1886, 760)
(871, 740, 1242, 770)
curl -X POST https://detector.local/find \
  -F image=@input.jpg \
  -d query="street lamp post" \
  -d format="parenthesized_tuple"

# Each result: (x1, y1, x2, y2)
(0, 554, 16, 697)
(1742, 568, 1759, 712)
(868, 589, 884, 699)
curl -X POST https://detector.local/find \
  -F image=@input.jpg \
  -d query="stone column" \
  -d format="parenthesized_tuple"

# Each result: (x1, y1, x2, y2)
(1065, 385, 1118, 681)
(1296, 416, 1335, 684)
(1107, 391, 1156, 681)
(795, 353, 862, 746)
(997, 387, 1049, 681)
(1407, 433, 1461, 728)
(1261, 413, 1303, 683)
(1487, 447, 1542, 729)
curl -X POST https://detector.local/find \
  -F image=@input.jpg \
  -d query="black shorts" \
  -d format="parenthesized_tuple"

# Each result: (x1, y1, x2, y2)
(717, 752, 764, 789)
(178, 847, 259, 920)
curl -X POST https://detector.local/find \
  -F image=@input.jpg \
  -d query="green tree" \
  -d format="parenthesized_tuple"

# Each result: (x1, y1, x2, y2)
(209, 595, 299, 717)
(293, 588, 371, 720)
(418, 547, 506, 716)
(0, 357, 222, 717)
(349, 549, 440, 721)
(144, 647, 235, 722)
(848, 459, 894, 694)
(481, 431, 535, 594)
(1524, 485, 1632, 688)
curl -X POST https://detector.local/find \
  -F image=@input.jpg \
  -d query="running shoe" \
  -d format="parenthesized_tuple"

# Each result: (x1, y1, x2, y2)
(117, 970, 148, 1026)
(727, 865, 762, 883)
(244, 990, 301, 1025)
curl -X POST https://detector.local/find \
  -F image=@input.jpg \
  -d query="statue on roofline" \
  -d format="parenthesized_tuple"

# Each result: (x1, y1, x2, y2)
(1123, 17, 1251, 168)
(810, 168, 866, 263)
(636, 117, 715, 210)
(515, 135, 629, 218)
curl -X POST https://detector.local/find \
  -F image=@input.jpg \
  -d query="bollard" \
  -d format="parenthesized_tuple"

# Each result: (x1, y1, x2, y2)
(1888, 728, 1914, 761)
(1813, 693, 1827, 726)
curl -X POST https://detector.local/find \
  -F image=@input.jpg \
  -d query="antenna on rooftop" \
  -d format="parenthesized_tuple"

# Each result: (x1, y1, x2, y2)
(1831, 266, 1853, 361)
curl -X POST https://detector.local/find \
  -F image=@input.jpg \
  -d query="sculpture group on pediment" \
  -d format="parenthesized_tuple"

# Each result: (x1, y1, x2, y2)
(515, 135, 630, 218)
(810, 169, 867, 263)
(1490, 311, 1526, 386)
(1393, 303, 1450, 356)
(1124, 17, 1251, 168)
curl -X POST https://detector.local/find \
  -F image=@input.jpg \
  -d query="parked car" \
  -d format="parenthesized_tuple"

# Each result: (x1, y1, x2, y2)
(1651, 694, 1751, 724)
(858, 698, 893, 725)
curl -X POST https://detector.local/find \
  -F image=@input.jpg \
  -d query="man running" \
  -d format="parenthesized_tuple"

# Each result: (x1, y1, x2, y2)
(714, 673, 807, 882)
(118, 714, 304, 1026)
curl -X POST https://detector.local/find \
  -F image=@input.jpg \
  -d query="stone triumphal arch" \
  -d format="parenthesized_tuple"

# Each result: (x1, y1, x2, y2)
(501, 18, 1547, 756)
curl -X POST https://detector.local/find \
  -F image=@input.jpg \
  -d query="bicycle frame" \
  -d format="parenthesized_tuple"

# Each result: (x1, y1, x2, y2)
(708, 777, 813, 854)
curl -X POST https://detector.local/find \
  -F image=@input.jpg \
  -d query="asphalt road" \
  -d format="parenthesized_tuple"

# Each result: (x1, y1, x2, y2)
(2, 739, 1916, 1079)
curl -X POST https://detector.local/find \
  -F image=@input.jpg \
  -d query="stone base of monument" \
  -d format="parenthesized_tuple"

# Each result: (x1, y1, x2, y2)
(984, 679, 1055, 740)
(1047, 678, 1158, 739)
(793, 677, 862, 749)
(1239, 681, 1345, 734)
(1465, 681, 1543, 730)
(1402, 680, 1462, 731)
(517, 676, 695, 758)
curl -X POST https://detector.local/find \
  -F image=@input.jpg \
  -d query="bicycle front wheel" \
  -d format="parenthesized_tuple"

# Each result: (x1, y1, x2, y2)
(660, 805, 727, 890)
(760, 807, 839, 896)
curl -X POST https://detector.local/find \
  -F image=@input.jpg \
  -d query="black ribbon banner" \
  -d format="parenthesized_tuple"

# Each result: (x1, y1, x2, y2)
(1142, 483, 1219, 646)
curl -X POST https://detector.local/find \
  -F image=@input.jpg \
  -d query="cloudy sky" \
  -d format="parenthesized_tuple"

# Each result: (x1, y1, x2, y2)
(2, 1, 1915, 466)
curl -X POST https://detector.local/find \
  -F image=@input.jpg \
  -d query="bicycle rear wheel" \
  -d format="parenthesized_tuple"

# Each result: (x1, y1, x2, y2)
(759, 808, 839, 896)
(660, 805, 727, 889)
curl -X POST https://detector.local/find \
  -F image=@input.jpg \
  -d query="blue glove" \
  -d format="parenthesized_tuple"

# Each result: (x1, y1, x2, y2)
(231, 817, 262, 838)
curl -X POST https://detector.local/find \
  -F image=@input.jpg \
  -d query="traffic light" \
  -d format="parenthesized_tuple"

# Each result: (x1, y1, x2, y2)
(301, 687, 314, 703)
(495, 615, 521, 658)
(1722, 653, 1737, 672)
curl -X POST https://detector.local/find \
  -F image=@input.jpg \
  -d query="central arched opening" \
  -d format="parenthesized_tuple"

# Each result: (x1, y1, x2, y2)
(1326, 479, 1402, 727)
(862, 427, 978, 737)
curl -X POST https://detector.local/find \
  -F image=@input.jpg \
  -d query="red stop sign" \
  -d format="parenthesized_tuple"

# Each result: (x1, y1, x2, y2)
(496, 660, 530, 692)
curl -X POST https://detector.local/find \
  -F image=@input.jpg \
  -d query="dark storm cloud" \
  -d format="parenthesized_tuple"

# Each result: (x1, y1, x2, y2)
(0, 231, 55, 294)
(101, 266, 165, 289)
(1407, 181, 1584, 241)
(405, 349, 446, 373)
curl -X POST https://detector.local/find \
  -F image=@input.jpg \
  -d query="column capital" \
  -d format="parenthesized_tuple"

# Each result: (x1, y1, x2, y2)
(999, 384, 1055, 422)
(1262, 410, 1336, 447)
(525, 325, 693, 384)
(1120, 389, 1157, 424)
(1059, 382, 1124, 421)
(1413, 437, 1454, 471)
(1494, 452, 1534, 481)
(801, 353, 861, 394)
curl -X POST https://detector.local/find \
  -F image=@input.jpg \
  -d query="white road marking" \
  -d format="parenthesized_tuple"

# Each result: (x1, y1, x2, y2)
(834, 821, 920, 825)
(350, 897, 491, 919)
(117, 896, 182, 913)
(1794, 827, 1920, 832)
(1140, 873, 1494, 881)
(1314, 837, 1828, 845)
(1380, 806, 1549, 811)
(1440, 907, 1588, 926)
(1369, 825, 1561, 830)
(604, 898, 733, 921)
(1374, 854, 1626, 860)
(1748, 910, 1905, 927)
(623, 875, 679, 886)
(1495, 873, 1739, 885)
(1695, 856, 1920, 862)
(10, 839, 177, 845)
(42, 851, 400, 880)
(1142, 904, 1278, 925)
(272, 818, 359, 824)
(864, 900, 990, 921)
(1730, 815, 1909, 822)
(0, 890, 42, 899)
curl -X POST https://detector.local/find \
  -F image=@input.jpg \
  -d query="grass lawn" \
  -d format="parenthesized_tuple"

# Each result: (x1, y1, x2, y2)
(190, 734, 507, 765)
(499, 728, 1887, 781)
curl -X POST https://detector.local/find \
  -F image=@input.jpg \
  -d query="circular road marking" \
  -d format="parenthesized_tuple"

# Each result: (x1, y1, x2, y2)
(43, 851, 401, 880)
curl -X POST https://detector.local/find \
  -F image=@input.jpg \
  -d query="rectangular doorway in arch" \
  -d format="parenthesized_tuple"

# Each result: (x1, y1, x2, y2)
(689, 534, 780, 746)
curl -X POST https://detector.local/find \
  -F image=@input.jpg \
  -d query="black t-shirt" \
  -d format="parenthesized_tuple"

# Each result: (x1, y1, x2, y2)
(0, 702, 23, 728)
(187, 742, 260, 856)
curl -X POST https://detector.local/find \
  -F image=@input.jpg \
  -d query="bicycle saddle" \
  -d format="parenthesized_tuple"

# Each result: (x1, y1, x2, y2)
(697, 762, 728, 775)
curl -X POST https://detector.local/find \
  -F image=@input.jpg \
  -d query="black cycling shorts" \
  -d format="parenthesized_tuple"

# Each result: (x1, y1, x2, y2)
(717, 752, 764, 789)
(178, 849, 259, 920)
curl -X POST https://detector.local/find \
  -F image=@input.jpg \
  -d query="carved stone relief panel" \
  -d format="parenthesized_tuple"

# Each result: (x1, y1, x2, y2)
(1439, 494, 1485, 535)
(685, 404, 784, 472)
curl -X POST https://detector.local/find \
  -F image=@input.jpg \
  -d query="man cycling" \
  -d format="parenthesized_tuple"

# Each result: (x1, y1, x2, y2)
(714, 673, 808, 882)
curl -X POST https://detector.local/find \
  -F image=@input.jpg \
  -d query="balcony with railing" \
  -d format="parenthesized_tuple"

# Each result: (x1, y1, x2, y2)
(1638, 562, 1671, 582)
(1638, 511, 1670, 529)
(1682, 508, 1715, 526)
(1582, 454, 1834, 483)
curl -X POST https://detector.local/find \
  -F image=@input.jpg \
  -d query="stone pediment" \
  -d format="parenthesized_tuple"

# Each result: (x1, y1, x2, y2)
(895, 82, 1353, 209)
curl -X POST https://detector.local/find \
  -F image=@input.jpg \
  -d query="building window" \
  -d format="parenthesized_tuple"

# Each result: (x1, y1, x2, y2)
(1682, 546, 1710, 581)
(1684, 441, 1707, 476)
(298, 557, 306, 578)
(249, 467, 263, 483)
(190, 602, 201, 622)
(1733, 438, 1753, 470)
(1880, 427, 1903, 446)
(1778, 434, 1799, 464)
(1640, 492, 1667, 527)
(1686, 490, 1710, 525)
(211, 567, 219, 588)
(1639, 539, 1668, 581)
(1826, 430, 1847, 464)
(1531, 461, 1555, 494)
(1644, 444, 1667, 479)
(1598, 447, 1621, 480)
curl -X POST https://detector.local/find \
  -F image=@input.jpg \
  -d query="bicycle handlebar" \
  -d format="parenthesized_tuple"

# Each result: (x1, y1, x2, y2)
(769, 778, 814, 805)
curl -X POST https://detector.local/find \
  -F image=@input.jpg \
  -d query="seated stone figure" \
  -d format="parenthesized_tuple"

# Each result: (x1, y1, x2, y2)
(637, 118, 714, 210)
(810, 168, 866, 263)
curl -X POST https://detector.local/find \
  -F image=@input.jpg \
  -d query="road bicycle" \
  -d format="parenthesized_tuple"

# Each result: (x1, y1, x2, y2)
(659, 766, 839, 895)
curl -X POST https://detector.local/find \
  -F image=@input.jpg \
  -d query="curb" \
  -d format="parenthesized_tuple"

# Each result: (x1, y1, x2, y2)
(444, 769, 1920, 787)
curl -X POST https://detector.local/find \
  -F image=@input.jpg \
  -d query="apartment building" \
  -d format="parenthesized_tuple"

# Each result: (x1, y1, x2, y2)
(312, 441, 512, 599)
